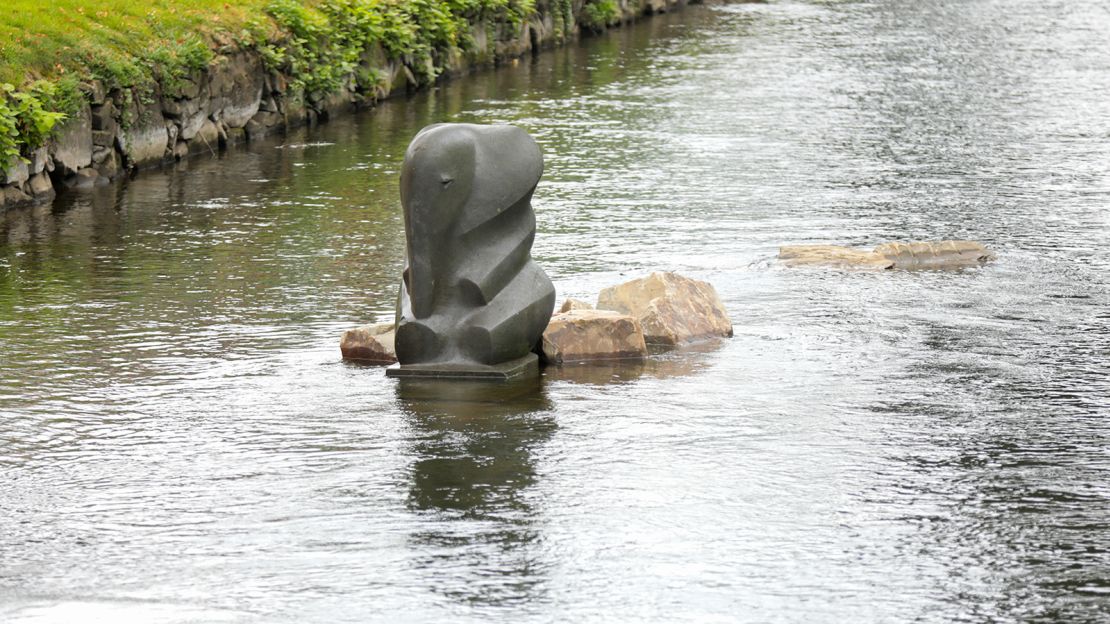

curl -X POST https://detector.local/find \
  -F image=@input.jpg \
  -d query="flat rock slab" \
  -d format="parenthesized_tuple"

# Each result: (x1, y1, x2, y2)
(875, 240, 994, 269)
(541, 309, 647, 363)
(597, 271, 733, 346)
(780, 240, 993, 270)
(386, 353, 539, 381)
(340, 322, 397, 364)
(778, 245, 894, 269)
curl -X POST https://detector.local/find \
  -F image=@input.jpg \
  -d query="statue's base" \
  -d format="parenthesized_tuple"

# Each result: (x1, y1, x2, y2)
(385, 353, 539, 381)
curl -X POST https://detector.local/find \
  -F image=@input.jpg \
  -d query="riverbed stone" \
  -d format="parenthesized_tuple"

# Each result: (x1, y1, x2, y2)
(559, 298, 593, 313)
(541, 309, 648, 364)
(340, 322, 397, 364)
(596, 271, 733, 346)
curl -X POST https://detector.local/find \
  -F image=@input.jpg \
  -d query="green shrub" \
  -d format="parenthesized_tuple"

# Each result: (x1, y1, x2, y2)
(581, 0, 619, 32)
(0, 82, 67, 169)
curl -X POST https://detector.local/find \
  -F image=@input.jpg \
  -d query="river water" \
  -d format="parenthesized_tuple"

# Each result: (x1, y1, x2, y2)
(2, 1, 1109, 622)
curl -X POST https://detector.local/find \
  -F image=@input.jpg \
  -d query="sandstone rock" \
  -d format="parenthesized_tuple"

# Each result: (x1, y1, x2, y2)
(559, 298, 593, 313)
(340, 322, 397, 364)
(172, 141, 189, 161)
(778, 245, 894, 269)
(874, 240, 994, 269)
(541, 309, 647, 364)
(779, 241, 994, 270)
(597, 272, 733, 346)
(49, 105, 93, 176)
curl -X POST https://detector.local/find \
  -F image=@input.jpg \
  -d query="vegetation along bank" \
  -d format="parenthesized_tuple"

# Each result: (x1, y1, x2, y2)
(0, 0, 718, 211)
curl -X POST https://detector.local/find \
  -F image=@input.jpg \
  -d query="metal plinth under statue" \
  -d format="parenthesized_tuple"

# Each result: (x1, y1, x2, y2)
(385, 123, 556, 382)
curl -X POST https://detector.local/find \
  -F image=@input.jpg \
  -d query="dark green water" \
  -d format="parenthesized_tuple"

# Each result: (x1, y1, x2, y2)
(2, 2, 1109, 622)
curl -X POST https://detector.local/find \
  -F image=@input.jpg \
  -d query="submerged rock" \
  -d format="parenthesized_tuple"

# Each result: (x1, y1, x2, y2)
(874, 240, 994, 269)
(541, 310, 648, 364)
(778, 245, 894, 269)
(779, 240, 994, 270)
(340, 322, 397, 364)
(596, 271, 733, 346)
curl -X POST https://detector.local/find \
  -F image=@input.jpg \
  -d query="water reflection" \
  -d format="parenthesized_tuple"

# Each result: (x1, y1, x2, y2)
(541, 340, 724, 385)
(3, 0, 1110, 620)
(397, 378, 555, 606)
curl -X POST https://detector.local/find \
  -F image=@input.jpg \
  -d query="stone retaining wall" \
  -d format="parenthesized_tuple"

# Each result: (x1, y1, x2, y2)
(0, 0, 704, 212)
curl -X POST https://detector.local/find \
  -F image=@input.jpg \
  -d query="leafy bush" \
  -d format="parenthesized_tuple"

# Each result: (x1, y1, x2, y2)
(581, 0, 619, 31)
(1, 82, 67, 169)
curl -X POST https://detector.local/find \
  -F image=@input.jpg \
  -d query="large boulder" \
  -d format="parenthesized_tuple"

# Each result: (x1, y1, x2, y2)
(541, 309, 647, 364)
(340, 322, 397, 364)
(596, 272, 733, 346)
(779, 240, 993, 270)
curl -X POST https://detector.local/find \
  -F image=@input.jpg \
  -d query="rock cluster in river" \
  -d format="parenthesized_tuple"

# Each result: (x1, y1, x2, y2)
(0, 0, 702, 212)
(340, 271, 734, 368)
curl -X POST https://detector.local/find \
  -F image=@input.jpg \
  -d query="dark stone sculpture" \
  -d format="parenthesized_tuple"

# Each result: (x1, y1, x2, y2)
(387, 123, 556, 380)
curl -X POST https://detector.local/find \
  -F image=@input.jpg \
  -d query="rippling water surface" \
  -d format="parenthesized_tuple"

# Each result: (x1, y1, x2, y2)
(2, 1, 1109, 621)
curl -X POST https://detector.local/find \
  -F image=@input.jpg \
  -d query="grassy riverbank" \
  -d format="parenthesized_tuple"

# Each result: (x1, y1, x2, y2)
(0, 0, 545, 167)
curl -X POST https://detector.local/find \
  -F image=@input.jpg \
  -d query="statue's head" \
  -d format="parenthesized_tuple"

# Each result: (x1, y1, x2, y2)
(399, 124, 543, 319)
(399, 124, 477, 234)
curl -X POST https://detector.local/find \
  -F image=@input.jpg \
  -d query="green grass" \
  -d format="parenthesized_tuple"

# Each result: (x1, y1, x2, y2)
(0, 0, 272, 85)
(0, 0, 539, 168)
